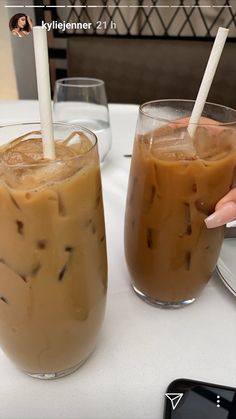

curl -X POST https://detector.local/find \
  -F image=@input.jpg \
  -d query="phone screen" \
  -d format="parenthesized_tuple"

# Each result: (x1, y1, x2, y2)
(164, 379, 236, 419)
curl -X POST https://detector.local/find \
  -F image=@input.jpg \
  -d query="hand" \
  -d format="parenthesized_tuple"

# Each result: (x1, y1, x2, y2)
(167, 116, 236, 228)
(205, 189, 236, 228)
(27, 15, 33, 30)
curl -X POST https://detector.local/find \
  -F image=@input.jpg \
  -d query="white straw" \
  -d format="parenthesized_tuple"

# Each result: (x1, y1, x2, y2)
(33, 26, 55, 159)
(187, 27, 229, 138)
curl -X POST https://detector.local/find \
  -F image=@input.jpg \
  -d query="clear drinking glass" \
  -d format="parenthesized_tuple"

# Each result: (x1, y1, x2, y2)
(53, 78, 112, 162)
(0, 123, 107, 378)
(124, 100, 236, 308)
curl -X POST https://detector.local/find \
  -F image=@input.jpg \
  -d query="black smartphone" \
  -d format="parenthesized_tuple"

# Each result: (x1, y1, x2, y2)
(163, 378, 236, 419)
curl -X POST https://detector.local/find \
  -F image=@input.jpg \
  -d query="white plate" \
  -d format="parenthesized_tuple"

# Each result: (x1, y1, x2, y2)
(217, 238, 236, 296)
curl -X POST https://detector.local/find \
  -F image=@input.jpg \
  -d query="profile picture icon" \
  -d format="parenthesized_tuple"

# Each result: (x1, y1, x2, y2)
(9, 14, 33, 38)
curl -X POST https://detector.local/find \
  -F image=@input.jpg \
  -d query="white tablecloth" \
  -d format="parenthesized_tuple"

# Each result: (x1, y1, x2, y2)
(0, 101, 235, 419)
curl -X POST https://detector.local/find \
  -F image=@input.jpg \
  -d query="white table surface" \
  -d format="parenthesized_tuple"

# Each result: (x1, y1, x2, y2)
(0, 100, 235, 419)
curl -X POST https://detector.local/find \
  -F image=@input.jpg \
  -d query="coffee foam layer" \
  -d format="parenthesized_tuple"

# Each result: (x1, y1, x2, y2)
(0, 134, 94, 190)
(146, 126, 236, 161)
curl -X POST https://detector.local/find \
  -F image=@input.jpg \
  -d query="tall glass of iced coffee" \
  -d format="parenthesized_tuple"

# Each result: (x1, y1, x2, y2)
(0, 123, 107, 378)
(125, 100, 236, 308)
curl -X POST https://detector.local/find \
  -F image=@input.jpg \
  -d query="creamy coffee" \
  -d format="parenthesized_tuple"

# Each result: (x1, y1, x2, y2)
(125, 124, 236, 304)
(0, 128, 107, 376)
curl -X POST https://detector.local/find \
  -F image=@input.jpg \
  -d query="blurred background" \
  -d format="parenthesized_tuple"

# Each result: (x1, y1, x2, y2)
(1, 0, 236, 106)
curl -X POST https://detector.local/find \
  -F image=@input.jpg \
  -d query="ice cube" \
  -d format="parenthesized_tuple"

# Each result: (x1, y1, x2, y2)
(151, 126, 197, 160)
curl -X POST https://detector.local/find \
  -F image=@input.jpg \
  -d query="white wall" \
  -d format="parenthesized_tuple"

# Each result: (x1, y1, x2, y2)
(0, 0, 18, 99)
(6, 0, 37, 99)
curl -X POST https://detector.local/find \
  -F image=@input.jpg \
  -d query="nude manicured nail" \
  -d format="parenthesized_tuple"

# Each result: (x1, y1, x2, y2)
(205, 201, 236, 228)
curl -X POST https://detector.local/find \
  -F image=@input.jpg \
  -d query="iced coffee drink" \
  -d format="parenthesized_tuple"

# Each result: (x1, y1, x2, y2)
(125, 100, 236, 308)
(0, 123, 107, 378)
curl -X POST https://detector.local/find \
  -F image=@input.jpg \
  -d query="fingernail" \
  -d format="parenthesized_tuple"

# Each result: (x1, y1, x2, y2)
(205, 201, 236, 228)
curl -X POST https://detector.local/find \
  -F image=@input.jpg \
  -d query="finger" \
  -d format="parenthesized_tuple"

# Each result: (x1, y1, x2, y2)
(205, 201, 236, 228)
(215, 188, 236, 210)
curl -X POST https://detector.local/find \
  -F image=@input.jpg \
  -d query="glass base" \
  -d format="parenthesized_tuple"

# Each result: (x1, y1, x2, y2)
(132, 284, 196, 309)
(25, 358, 87, 380)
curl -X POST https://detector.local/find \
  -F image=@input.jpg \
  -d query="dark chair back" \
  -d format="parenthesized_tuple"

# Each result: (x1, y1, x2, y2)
(67, 36, 236, 107)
